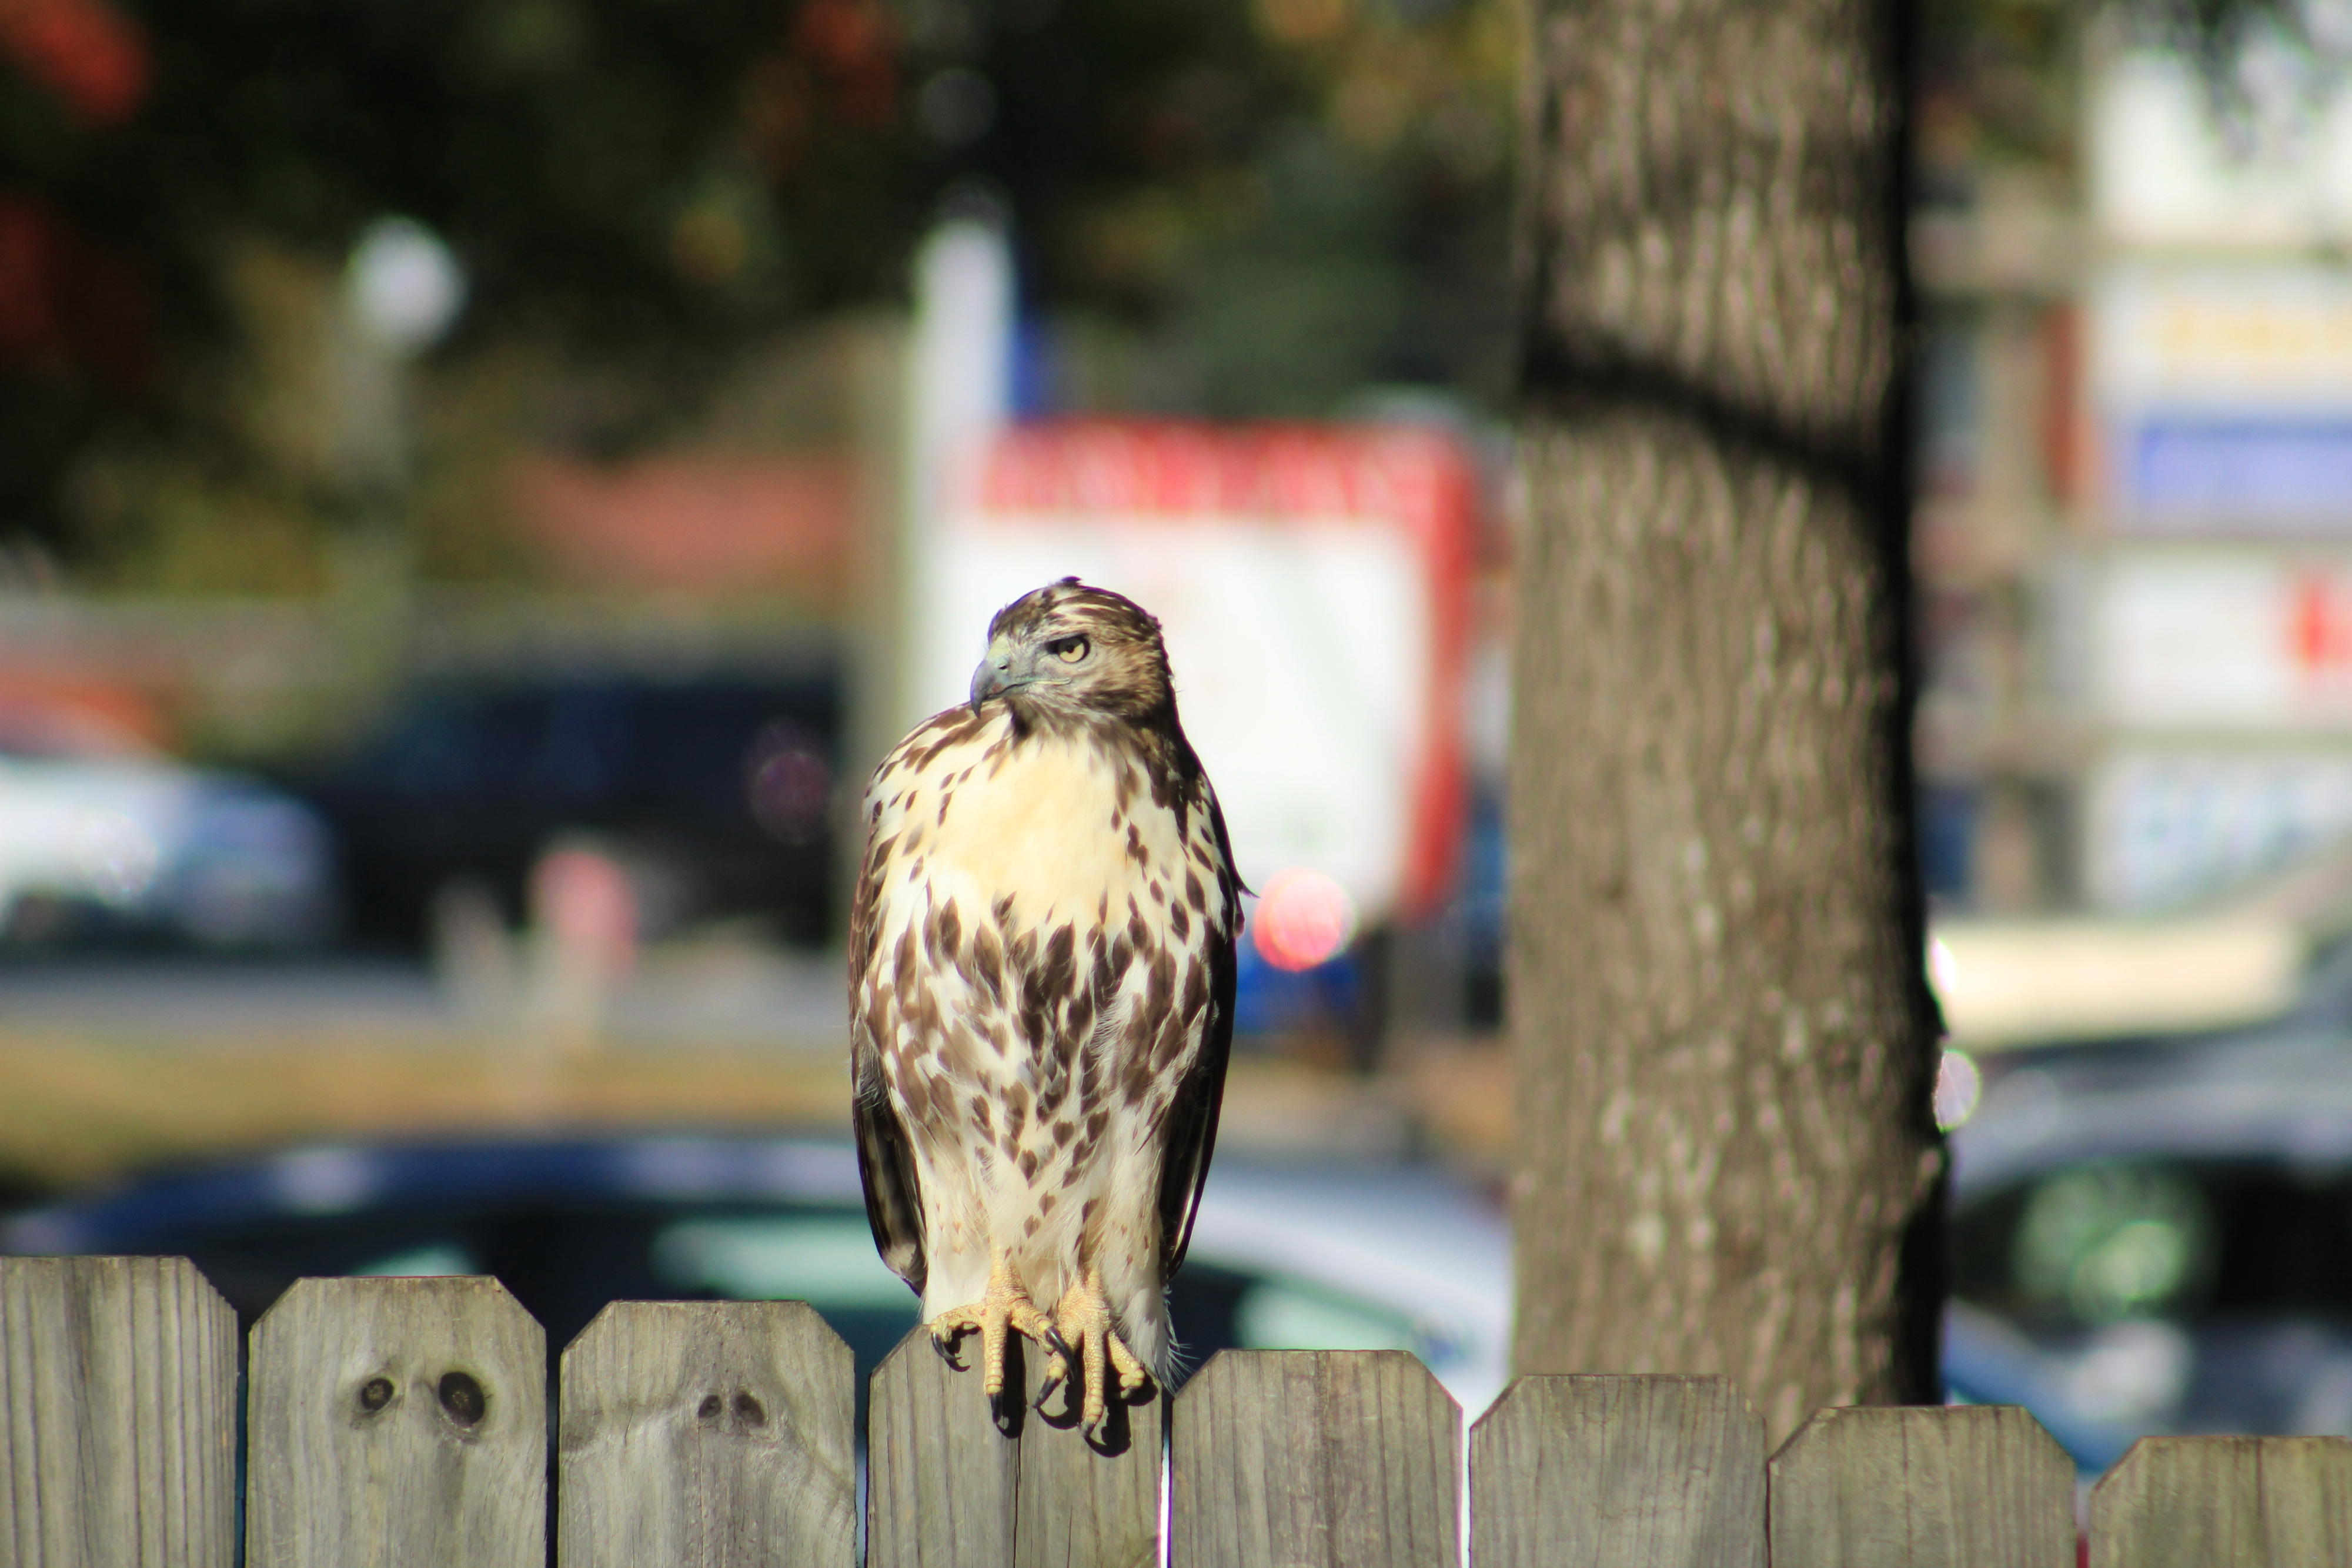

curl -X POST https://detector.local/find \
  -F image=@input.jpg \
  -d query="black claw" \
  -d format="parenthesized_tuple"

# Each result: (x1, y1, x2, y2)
(931, 1332, 967, 1371)
(1035, 1368, 1064, 1409)
(1044, 1326, 1073, 1360)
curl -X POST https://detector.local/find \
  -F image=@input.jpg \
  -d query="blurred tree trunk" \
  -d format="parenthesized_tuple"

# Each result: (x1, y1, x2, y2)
(1507, 0, 1943, 1439)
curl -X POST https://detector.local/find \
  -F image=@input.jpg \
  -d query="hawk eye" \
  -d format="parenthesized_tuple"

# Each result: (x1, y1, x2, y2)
(1050, 636, 1090, 664)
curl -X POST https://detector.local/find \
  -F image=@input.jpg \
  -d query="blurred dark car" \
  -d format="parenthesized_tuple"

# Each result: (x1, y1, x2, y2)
(0, 1134, 1512, 1415)
(1944, 1025, 2352, 1473)
(292, 671, 840, 947)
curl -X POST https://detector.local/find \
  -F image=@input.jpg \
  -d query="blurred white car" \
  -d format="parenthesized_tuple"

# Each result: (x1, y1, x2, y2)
(0, 706, 336, 948)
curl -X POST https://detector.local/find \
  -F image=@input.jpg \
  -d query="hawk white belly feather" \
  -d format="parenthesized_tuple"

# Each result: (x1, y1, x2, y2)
(875, 717, 1181, 932)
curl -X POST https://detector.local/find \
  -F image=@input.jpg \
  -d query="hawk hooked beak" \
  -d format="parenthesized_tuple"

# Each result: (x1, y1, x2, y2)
(971, 633, 1062, 713)
(970, 658, 1008, 714)
(971, 638, 1023, 713)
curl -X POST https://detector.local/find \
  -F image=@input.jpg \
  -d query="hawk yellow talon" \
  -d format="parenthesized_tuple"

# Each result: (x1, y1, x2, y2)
(928, 1258, 1057, 1399)
(1051, 1266, 1155, 1430)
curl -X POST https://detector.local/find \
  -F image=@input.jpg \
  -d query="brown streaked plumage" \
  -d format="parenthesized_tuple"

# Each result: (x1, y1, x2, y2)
(850, 577, 1241, 1430)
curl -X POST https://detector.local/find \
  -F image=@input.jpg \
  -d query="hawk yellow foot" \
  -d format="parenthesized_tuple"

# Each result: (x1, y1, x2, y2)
(1041, 1268, 1151, 1431)
(928, 1260, 1058, 1401)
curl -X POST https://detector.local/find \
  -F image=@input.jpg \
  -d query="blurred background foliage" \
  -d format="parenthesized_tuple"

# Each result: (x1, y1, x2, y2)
(1915, 0, 2352, 208)
(1918, 0, 2080, 198)
(0, 0, 1515, 593)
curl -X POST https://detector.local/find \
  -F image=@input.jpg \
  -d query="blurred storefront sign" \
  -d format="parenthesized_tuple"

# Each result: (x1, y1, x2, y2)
(2096, 549, 2352, 726)
(2083, 550, 2352, 908)
(2120, 419, 2352, 524)
(2083, 747, 2352, 910)
(912, 420, 1475, 927)
(2092, 266, 2352, 527)
(2059, 44, 2352, 916)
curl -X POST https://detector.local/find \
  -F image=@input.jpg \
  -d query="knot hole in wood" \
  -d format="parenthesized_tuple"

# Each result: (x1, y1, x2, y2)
(437, 1370, 487, 1427)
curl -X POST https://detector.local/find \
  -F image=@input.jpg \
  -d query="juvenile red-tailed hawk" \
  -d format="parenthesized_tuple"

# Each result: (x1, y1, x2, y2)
(850, 577, 1241, 1430)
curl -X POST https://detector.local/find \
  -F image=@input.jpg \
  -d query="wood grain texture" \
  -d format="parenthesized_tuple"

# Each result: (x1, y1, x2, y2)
(245, 1275, 546, 1567)
(866, 1328, 1161, 1568)
(557, 1300, 856, 1567)
(1, 1256, 238, 1568)
(1470, 1373, 1761, 1568)
(1768, 1404, 2075, 1568)
(1170, 1349, 1459, 1568)
(2092, 1436, 2352, 1568)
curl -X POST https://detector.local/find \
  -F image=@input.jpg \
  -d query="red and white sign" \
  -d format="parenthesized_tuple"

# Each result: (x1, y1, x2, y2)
(912, 420, 1477, 924)
(2097, 549, 2352, 727)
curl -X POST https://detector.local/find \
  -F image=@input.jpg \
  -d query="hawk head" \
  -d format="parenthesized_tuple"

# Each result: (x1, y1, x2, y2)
(970, 577, 1174, 724)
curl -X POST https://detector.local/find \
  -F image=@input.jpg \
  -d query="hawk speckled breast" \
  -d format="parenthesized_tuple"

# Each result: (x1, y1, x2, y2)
(849, 577, 1241, 1430)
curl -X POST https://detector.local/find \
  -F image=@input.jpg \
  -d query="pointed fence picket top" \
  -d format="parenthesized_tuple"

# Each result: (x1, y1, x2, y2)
(245, 1275, 547, 1568)
(1469, 1373, 1762, 1568)
(0, 1255, 239, 1568)
(1169, 1348, 1461, 1568)
(557, 1300, 857, 1568)
(2091, 1435, 2352, 1568)
(866, 1328, 1162, 1568)
(1769, 1404, 2076, 1568)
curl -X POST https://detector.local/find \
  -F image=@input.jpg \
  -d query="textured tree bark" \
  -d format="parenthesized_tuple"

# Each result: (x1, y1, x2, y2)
(1508, 0, 1943, 1439)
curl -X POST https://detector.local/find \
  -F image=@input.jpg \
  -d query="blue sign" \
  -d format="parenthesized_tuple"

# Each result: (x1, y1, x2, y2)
(2124, 417, 2352, 524)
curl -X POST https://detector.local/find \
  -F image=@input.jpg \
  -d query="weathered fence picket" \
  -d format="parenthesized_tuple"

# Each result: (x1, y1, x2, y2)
(1769, 1403, 2077, 1568)
(2090, 1435, 2352, 1568)
(559, 1300, 857, 1567)
(866, 1329, 1161, 1568)
(245, 1275, 547, 1568)
(1168, 1348, 1461, 1568)
(1469, 1374, 1763, 1568)
(14, 1258, 2352, 1567)
(0, 1256, 237, 1568)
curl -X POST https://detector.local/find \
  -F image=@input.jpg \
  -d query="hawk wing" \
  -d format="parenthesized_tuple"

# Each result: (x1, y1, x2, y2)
(1155, 791, 1241, 1276)
(848, 807, 927, 1294)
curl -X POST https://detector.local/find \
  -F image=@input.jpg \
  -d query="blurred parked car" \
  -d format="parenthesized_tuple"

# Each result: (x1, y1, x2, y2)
(290, 670, 840, 947)
(1944, 1023, 2352, 1473)
(0, 700, 337, 949)
(0, 1134, 1512, 1416)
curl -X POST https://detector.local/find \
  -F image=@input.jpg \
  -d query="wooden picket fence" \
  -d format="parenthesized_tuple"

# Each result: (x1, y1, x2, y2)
(4, 1258, 2351, 1567)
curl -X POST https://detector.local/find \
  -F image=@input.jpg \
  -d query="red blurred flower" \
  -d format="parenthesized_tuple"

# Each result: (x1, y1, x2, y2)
(790, 0, 896, 129)
(0, 0, 148, 126)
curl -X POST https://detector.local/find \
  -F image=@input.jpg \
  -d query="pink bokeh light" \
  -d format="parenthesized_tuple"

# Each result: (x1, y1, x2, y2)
(1251, 867, 1357, 972)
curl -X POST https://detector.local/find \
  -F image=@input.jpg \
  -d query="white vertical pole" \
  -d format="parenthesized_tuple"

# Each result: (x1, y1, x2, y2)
(901, 218, 1015, 731)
